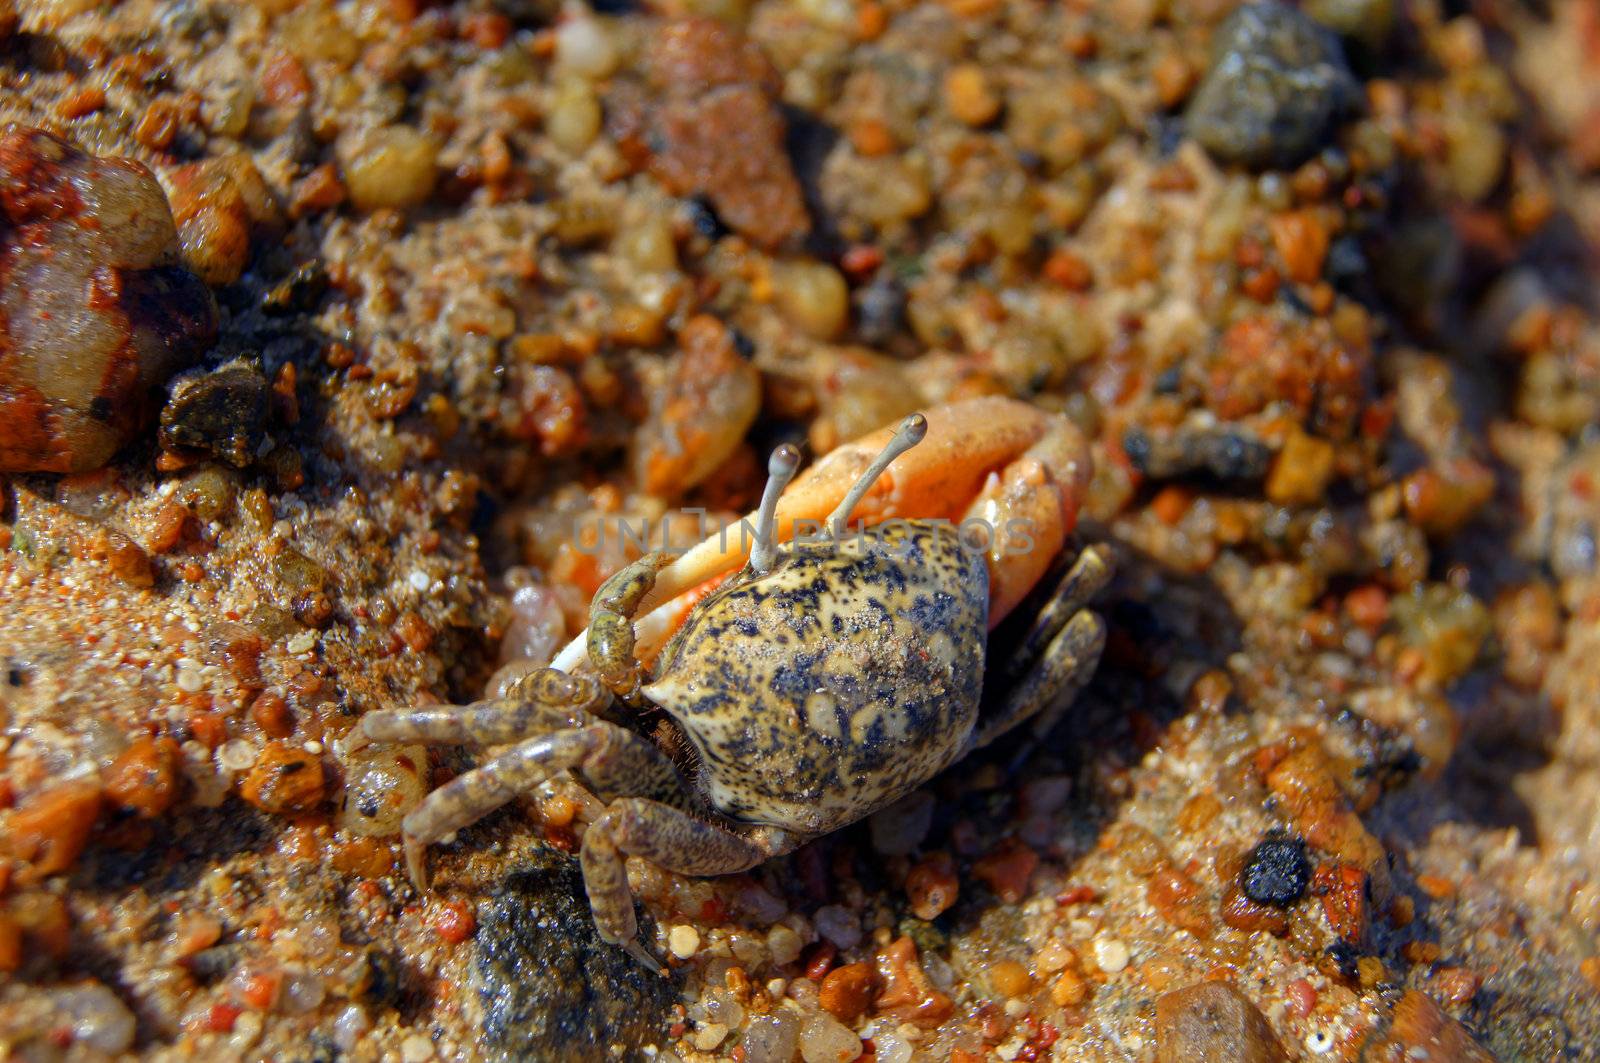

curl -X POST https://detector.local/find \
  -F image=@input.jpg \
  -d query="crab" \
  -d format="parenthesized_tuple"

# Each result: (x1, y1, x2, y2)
(357, 396, 1113, 970)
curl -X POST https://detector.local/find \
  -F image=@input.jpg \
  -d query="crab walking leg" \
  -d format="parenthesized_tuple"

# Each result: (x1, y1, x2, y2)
(994, 545, 1114, 692)
(399, 721, 681, 890)
(581, 798, 794, 971)
(588, 551, 676, 698)
(974, 610, 1106, 754)
(358, 670, 608, 747)
(973, 546, 1113, 751)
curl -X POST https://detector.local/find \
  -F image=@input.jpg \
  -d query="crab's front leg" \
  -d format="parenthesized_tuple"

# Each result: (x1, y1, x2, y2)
(357, 669, 616, 886)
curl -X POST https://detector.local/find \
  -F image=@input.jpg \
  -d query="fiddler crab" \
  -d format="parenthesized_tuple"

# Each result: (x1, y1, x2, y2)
(357, 396, 1113, 970)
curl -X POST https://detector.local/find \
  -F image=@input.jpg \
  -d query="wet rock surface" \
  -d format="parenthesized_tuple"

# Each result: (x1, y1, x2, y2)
(0, 128, 217, 473)
(471, 853, 676, 1062)
(1187, 1, 1362, 169)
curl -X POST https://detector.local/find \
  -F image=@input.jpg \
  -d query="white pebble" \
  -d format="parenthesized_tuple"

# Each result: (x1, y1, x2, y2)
(408, 569, 431, 592)
(216, 740, 258, 772)
(799, 1013, 861, 1063)
(692, 1021, 729, 1051)
(741, 1012, 800, 1063)
(400, 1034, 435, 1062)
(668, 924, 701, 959)
(555, 12, 618, 79)
(498, 583, 566, 668)
(286, 631, 316, 655)
(176, 666, 204, 693)
(1305, 1029, 1335, 1054)
(767, 924, 803, 966)
(50, 984, 136, 1054)
(1093, 937, 1130, 974)
(332, 1004, 369, 1051)
(871, 1026, 914, 1063)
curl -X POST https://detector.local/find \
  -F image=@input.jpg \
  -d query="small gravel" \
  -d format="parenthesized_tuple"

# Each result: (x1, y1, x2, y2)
(668, 925, 701, 959)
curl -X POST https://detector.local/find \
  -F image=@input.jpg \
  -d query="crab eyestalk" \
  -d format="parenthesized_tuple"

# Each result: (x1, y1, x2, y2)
(827, 413, 927, 537)
(751, 444, 802, 574)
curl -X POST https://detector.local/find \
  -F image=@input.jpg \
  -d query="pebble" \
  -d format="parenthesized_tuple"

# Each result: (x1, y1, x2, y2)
(693, 1021, 730, 1051)
(873, 1027, 916, 1063)
(400, 1034, 435, 1062)
(158, 359, 270, 468)
(944, 63, 1001, 126)
(773, 261, 850, 341)
(555, 13, 618, 80)
(1240, 837, 1312, 906)
(668, 924, 701, 958)
(0, 127, 216, 474)
(814, 905, 863, 950)
(741, 1012, 800, 1063)
(1154, 982, 1286, 1063)
(1304, 0, 1394, 46)
(332, 1004, 370, 1051)
(50, 983, 137, 1053)
(818, 962, 876, 1022)
(1093, 937, 1130, 974)
(216, 739, 258, 772)
(340, 126, 438, 212)
(338, 743, 429, 836)
(1186, 1, 1360, 169)
(798, 1012, 862, 1063)
(767, 924, 804, 965)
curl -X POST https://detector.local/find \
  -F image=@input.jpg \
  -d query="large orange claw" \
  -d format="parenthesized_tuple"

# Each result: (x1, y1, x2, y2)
(551, 397, 1092, 672)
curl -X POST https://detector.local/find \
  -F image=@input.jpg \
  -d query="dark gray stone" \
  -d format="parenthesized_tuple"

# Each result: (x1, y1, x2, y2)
(472, 852, 676, 1063)
(1186, 2, 1361, 170)
(159, 357, 269, 467)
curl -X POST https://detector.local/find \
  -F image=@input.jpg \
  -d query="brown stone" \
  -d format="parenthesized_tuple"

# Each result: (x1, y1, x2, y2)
(639, 19, 809, 249)
(104, 737, 182, 818)
(819, 962, 876, 1023)
(239, 742, 326, 814)
(4, 781, 103, 883)
(1155, 982, 1285, 1063)
(1359, 990, 1496, 1063)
